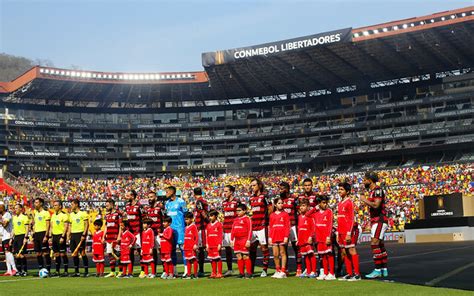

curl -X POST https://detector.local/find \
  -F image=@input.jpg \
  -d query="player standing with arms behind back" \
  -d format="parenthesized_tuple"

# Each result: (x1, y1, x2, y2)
(360, 171, 389, 279)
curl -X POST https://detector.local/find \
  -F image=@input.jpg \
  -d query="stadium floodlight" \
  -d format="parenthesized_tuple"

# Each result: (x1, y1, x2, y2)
(410, 23, 414, 27)
(55, 70, 60, 75)
(107, 74, 112, 79)
(363, 31, 369, 36)
(98, 74, 102, 78)
(92, 73, 97, 78)
(166, 75, 171, 79)
(420, 21, 425, 25)
(44, 69, 50, 74)
(144, 74, 150, 80)
(353, 33, 359, 38)
(139, 74, 144, 80)
(118, 75, 123, 79)
(402, 24, 408, 29)
(373, 29, 379, 34)
(86, 73, 92, 78)
(461, 13, 466, 17)
(123, 74, 129, 80)
(171, 74, 176, 79)
(177, 74, 181, 78)
(382, 28, 388, 32)
(113, 75, 118, 79)
(133, 74, 139, 80)
(393, 25, 399, 30)
(80, 72, 86, 78)
(60, 71, 65, 75)
(66, 71, 71, 76)
(39, 68, 45, 73)
(431, 19, 435, 23)
(71, 71, 76, 77)
(441, 17, 445, 21)
(450, 15, 455, 19)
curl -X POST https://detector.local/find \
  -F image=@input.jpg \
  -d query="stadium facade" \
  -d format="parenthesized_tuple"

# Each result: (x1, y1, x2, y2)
(0, 7, 473, 178)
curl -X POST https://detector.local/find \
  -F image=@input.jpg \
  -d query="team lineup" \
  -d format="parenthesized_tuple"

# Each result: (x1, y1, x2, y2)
(0, 171, 389, 281)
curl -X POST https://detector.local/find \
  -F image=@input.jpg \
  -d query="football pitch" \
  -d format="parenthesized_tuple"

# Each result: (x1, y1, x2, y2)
(0, 267, 470, 296)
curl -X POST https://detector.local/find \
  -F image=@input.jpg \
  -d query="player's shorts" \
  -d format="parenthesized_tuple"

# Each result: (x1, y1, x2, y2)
(299, 244, 314, 255)
(106, 242, 120, 254)
(289, 226, 298, 242)
(251, 228, 267, 245)
(337, 223, 361, 248)
(93, 253, 105, 263)
(154, 235, 160, 249)
(222, 232, 232, 247)
(184, 249, 197, 260)
(207, 247, 220, 260)
(141, 253, 153, 263)
(1, 239, 12, 254)
(69, 232, 85, 255)
(233, 238, 249, 254)
(371, 222, 388, 241)
(12, 235, 26, 255)
(198, 230, 206, 247)
(317, 242, 332, 254)
(133, 233, 141, 248)
(33, 231, 50, 253)
(161, 252, 172, 262)
(52, 234, 67, 253)
(120, 253, 131, 264)
(270, 240, 287, 246)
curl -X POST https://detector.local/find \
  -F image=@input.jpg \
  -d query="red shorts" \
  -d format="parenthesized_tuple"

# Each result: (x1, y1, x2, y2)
(93, 254, 105, 263)
(299, 244, 314, 255)
(161, 252, 172, 262)
(233, 238, 249, 254)
(120, 253, 131, 264)
(184, 250, 196, 260)
(141, 254, 153, 263)
(317, 242, 332, 254)
(207, 247, 220, 260)
(338, 224, 360, 248)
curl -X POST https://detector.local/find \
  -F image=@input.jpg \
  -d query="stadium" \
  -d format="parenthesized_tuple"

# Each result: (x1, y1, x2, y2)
(0, 4, 473, 296)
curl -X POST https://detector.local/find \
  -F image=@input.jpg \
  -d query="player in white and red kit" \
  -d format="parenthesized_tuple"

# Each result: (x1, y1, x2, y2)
(193, 187, 209, 276)
(297, 199, 317, 278)
(103, 199, 122, 277)
(140, 219, 155, 278)
(125, 190, 144, 274)
(231, 204, 252, 279)
(118, 221, 136, 278)
(183, 212, 199, 279)
(279, 182, 302, 275)
(146, 191, 163, 276)
(268, 197, 290, 279)
(313, 195, 336, 280)
(222, 185, 239, 276)
(206, 210, 223, 278)
(249, 178, 272, 277)
(92, 220, 105, 277)
(361, 171, 389, 279)
(160, 216, 174, 279)
(337, 182, 361, 281)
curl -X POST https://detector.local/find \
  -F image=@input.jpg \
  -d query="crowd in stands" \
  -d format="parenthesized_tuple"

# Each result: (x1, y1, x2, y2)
(1, 163, 473, 232)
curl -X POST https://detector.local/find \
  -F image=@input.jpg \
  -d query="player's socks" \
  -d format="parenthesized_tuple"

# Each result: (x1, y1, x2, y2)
(310, 254, 317, 273)
(45, 254, 51, 272)
(37, 255, 44, 269)
(62, 255, 68, 273)
(15, 258, 23, 273)
(225, 247, 233, 271)
(328, 255, 335, 275)
(371, 245, 382, 269)
(244, 258, 252, 275)
(122, 265, 127, 275)
(82, 255, 89, 274)
(379, 242, 388, 268)
(55, 256, 61, 273)
(130, 252, 135, 269)
(198, 248, 205, 274)
(217, 260, 223, 274)
(150, 261, 155, 275)
(22, 257, 28, 273)
(128, 263, 133, 275)
(322, 255, 328, 275)
(211, 261, 216, 274)
(352, 254, 360, 275)
(144, 264, 149, 275)
(73, 256, 80, 273)
(294, 244, 302, 272)
(305, 256, 311, 274)
(110, 256, 116, 272)
(186, 261, 192, 276)
(262, 248, 270, 272)
(193, 259, 198, 276)
(249, 247, 257, 274)
(237, 259, 244, 275)
(344, 254, 353, 276)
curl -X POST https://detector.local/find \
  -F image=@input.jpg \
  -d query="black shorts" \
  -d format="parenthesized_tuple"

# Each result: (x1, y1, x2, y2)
(33, 231, 50, 253)
(52, 234, 67, 253)
(1, 239, 12, 254)
(12, 235, 26, 255)
(70, 233, 85, 255)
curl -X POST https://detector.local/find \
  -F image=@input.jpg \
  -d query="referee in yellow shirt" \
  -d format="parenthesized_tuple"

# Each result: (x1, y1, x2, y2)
(50, 200, 70, 277)
(68, 199, 89, 277)
(12, 203, 29, 276)
(32, 198, 52, 273)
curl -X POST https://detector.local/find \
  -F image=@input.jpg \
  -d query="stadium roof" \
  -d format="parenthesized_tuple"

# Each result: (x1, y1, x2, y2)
(1, 6, 473, 104)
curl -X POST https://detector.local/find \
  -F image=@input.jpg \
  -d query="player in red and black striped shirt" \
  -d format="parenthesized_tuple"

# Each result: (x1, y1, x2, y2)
(279, 182, 302, 275)
(222, 185, 239, 276)
(104, 199, 122, 277)
(298, 178, 318, 210)
(125, 190, 144, 273)
(193, 187, 209, 276)
(360, 171, 389, 279)
(147, 191, 163, 276)
(249, 178, 272, 277)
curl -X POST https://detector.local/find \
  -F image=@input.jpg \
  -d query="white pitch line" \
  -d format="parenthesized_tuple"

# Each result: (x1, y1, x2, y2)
(425, 262, 474, 287)
(0, 277, 45, 284)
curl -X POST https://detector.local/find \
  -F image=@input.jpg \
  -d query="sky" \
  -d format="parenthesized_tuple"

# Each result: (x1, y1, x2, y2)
(0, 0, 472, 72)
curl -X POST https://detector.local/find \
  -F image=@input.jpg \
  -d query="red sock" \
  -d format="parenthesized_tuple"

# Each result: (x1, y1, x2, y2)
(322, 255, 328, 275)
(310, 254, 317, 274)
(281, 266, 286, 273)
(122, 265, 127, 275)
(328, 254, 335, 275)
(344, 254, 353, 276)
(186, 261, 192, 276)
(151, 262, 156, 275)
(101, 263, 105, 274)
(245, 258, 252, 275)
(145, 264, 149, 275)
(237, 259, 244, 275)
(305, 256, 311, 273)
(276, 264, 281, 272)
(128, 263, 133, 275)
(262, 249, 269, 271)
(193, 260, 198, 276)
(211, 261, 217, 274)
(352, 254, 360, 275)
(163, 262, 168, 274)
(217, 260, 222, 274)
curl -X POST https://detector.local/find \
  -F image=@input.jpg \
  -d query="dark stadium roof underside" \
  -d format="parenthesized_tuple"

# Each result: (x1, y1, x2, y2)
(1, 8, 473, 105)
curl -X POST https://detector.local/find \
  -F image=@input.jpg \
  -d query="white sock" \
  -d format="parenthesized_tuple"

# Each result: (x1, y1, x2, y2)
(183, 265, 188, 275)
(5, 254, 11, 272)
(7, 253, 17, 271)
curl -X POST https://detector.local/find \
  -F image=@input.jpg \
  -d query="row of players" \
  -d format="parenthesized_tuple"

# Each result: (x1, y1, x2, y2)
(0, 172, 389, 280)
